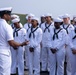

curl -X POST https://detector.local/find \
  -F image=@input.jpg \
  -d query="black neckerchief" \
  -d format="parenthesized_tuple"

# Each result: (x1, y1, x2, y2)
(72, 26, 76, 39)
(11, 23, 15, 29)
(39, 23, 43, 27)
(13, 28, 21, 37)
(27, 23, 31, 32)
(44, 22, 51, 33)
(53, 28, 62, 40)
(62, 24, 70, 34)
(29, 26, 39, 38)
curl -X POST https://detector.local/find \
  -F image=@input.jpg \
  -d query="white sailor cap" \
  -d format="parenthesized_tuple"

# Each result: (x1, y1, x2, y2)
(0, 7, 12, 15)
(31, 17, 39, 22)
(12, 18, 20, 23)
(45, 13, 52, 17)
(41, 15, 45, 17)
(58, 15, 63, 19)
(0, 7, 12, 12)
(74, 18, 76, 22)
(26, 13, 35, 20)
(11, 14, 19, 19)
(62, 14, 70, 18)
(54, 18, 63, 22)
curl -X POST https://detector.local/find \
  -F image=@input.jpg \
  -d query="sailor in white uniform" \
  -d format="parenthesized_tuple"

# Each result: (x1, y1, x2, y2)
(24, 13, 34, 70)
(11, 18, 27, 75)
(61, 14, 74, 75)
(11, 14, 23, 29)
(49, 18, 67, 75)
(41, 13, 54, 72)
(39, 15, 46, 27)
(26, 17, 42, 75)
(67, 18, 76, 75)
(0, 7, 29, 75)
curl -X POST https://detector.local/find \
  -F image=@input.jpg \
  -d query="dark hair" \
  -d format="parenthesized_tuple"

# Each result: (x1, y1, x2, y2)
(0, 11, 11, 18)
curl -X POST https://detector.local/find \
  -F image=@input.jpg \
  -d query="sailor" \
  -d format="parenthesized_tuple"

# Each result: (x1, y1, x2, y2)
(26, 17, 42, 75)
(61, 14, 74, 75)
(11, 18, 27, 75)
(0, 7, 29, 75)
(41, 13, 54, 72)
(39, 15, 45, 27)
(11, 14, 23, 29)
(24, 13, 35, 70)
(49, 18, 67, 75)
(67, 17, 76, 75)
(24, 13, 35, 32)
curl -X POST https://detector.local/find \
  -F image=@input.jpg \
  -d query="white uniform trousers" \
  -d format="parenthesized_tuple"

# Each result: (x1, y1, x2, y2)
(41, 47, 50, 71)
(24, 46, 29, 69)
(0, 50, 11, 75)
(66, 47, 76, 75)
(11, 47, 24, 75)
(49, 48, 65, 75)
(69, 51, 76, 75)
(65, 46, 72, 75)
(28, 46, 40, 75)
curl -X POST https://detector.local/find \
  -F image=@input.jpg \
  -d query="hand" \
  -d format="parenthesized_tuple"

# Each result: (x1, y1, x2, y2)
(21, 41, 29, 46)
(72, 49, 76, 54)
(29, 47, 34, 52)
(50, 48, 57, 54)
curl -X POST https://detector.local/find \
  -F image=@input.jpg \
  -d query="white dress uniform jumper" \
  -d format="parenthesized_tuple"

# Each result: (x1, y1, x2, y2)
(41, 22, 54, 71)
(26, 26, 43, 75)
(67, 25, 76, 75)
(49, 27, 67, 75)
(61, 24, 74, 75)
(11, 28, 26, 75)
(0, 7, 13, 75)
(24, 23, 32, 69)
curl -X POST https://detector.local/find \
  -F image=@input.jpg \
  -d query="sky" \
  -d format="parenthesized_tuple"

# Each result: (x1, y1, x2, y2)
(0, 0, 76, 18)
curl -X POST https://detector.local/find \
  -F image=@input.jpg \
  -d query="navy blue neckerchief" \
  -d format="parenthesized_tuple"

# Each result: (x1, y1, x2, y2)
(44, 22, 51, 33)
(72, 25, 76, 39)
(13, 28, 21, 37)
(29, 26, 39, 38)
(62, 24, 70, 34)
(27, 23, 31, 32)
(53, 28, 62, 40)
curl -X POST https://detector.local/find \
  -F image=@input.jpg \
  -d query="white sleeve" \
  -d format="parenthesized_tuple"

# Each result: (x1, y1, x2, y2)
(6, 25, 14, 41)
(55, 30, 68, 50)
(68, 29, 74, 49)
(22, 28, 27, 42)
(33, 29, 43, 47)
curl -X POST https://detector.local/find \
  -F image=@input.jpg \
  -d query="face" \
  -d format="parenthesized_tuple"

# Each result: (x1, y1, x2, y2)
(4, 14, 11, 21)
(45, 16, 52, 22)
(14, 22, 20, 28)
(27, 16, 32, 23)
(31, 19, 38, 27)
(54, 22, 60, 29)
(41, 17, 45, 23)
(63, 17, 70, 24)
